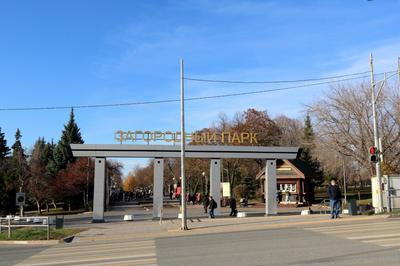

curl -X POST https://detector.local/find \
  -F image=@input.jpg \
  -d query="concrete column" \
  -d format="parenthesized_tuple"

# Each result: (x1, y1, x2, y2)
(265, 160, 277, 216)
(210, 159, 221, 215)
(93, 157, 106, 223)
(153, 158, 164, 218)
(105, 175, 110, 211)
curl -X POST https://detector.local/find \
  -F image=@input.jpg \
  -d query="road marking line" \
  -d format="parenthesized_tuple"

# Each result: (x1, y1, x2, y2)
(27, 245, 156, 259)
(363, 237, 400, 244)
(309, 225, 400, 235)
(348, 233, 400, 240)
(16, 253, 157, 266)
(376, 243, 400, 247)
(304, 221, 397, 231)
(43, 241, 155, 252)
(81, 258, 157, 266)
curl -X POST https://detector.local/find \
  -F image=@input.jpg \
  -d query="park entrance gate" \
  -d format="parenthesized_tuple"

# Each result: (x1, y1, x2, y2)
(70, 144, 299, 222)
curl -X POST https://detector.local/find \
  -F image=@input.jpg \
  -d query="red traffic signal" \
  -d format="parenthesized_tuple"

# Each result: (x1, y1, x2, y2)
(369, 146, 379, 162)
(369, 146, 377, 155)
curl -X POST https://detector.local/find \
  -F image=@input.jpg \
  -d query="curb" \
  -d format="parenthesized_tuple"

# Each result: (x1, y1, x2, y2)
(0, 235, 76, 245)
(0, 240, 59, 245)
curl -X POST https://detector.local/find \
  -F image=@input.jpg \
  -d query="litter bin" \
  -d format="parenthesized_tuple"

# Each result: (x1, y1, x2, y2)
(55, 215, 64, 229)
(347, 199, 358, 215)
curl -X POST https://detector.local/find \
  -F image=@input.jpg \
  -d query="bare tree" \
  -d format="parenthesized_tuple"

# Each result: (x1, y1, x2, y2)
(274, 115, 303, 146)
(310, 82, 400, 184)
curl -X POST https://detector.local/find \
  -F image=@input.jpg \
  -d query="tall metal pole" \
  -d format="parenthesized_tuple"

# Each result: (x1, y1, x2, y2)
(86, 157, 90, 211)
(370, 53, 384, 213)
(342, 157, 347, 203)
(180, 59, 188, 230)
(398, 57, 400, 84)
(398, 57, 400, 93)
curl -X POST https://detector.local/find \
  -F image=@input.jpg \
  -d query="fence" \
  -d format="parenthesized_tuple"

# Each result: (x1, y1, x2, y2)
(318, 199, 330, 214)
(0, 216, 50, 240)
(383, 176, 400, 212)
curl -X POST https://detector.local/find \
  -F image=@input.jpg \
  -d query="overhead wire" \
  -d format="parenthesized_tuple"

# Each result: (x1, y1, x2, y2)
(0, 70, 395, 112)
(184, 71, 372, 84)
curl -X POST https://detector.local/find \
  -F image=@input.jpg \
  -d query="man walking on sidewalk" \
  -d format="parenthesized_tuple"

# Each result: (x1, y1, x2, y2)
(209, 196, 217, 219)
(328, 178, 342, 219)
(229, 196, 237, 217)
(203, 194, 210, 214)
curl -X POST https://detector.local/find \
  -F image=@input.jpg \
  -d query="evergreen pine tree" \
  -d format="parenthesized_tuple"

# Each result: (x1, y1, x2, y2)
(11, 128, 29, 192)
(61, 108, 84, 145)
(46, 140, 59, 176)
(0, 127, 11, 214)
(241, 176, 256, 198)
(0, 127, 10, 160)
(12, 129, 24, 154)
(53, 109, 84, 172)
(300, 114, 323, 186)
(42, 140, 54, 166)
(301, 114, 314, 162)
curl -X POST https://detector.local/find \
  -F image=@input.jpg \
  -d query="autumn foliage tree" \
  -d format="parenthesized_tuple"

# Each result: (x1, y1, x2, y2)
(123, 174, 137, 193)
(28, 138, 51, 213)
(52, 158, 93, 211)
(137, 108, 303, 198)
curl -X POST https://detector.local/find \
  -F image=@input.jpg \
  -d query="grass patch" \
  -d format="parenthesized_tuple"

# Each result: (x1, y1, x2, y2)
(0, 228, 84, 241)
(25, 209, 86, 216)
(389, 210, 400, 217)
(357, 198, 372, 205)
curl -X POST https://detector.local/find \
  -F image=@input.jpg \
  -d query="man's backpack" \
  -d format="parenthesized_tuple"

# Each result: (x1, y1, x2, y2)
(213, 200, 218, 209)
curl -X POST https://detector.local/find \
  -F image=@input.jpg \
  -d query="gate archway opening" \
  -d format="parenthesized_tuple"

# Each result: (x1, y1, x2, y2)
(70, 144, 299, 223)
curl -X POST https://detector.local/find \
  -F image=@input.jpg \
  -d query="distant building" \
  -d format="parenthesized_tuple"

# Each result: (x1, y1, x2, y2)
(256, 159, 315, 206)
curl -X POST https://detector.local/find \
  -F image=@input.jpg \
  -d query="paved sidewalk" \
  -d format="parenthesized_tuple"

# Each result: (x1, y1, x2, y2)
(62, 204, 319, 228)
(4, 214, 400, 266)
(73, 213, 388, 244)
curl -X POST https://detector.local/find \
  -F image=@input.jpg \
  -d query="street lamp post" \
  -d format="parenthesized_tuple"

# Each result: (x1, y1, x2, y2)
(369, 53, 384, 213)
(180, 59, 188, 230)
(202, 172, 207, 195)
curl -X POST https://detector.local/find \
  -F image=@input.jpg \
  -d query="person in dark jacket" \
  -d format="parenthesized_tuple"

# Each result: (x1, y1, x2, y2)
(229, 197, 237, 217)
(328, 178, 342, 219)
(209, 196, 217, 218)
(203, 194, 210, 214)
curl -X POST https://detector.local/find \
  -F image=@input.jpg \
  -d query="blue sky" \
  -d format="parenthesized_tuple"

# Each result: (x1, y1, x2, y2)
(1, 0, 400, 174)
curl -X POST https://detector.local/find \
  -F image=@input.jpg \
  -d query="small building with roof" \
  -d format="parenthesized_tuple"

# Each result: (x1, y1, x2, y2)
(256, 159, 315, 206)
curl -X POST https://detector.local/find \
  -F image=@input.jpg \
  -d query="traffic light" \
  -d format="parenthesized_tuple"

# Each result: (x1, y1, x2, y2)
(369, 146, 379, 162)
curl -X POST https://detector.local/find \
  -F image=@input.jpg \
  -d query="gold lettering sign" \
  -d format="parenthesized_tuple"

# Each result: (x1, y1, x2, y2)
(114, 130, 258, 145)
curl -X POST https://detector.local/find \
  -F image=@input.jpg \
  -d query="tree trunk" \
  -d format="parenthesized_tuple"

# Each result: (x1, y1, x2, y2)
(83, 192, 87, 210)
(36, 200, 41, 214)
(51, 200, 57, 209)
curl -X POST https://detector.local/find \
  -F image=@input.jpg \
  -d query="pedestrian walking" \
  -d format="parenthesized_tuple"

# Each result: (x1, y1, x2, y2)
(203, 194, 210, 214)
(229, 197, 237, 217)
(328, 178, 342, 219)
(209, 196, 217, 219)
(196, 193, 201, 205)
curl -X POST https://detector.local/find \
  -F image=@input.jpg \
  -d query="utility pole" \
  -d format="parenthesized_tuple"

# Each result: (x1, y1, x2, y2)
(180, 59, 188, 230)
(398, 57, 400, 83)
(86, 157, 90, 211)
(342, 157, 347, 203)
(398, 57, 400, 92)
(369, 53, 384, 213)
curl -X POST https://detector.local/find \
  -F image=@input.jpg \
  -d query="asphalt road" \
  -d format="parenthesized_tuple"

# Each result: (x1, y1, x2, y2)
(156, 227, 400, 266)
(1, 216, 400, 266)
